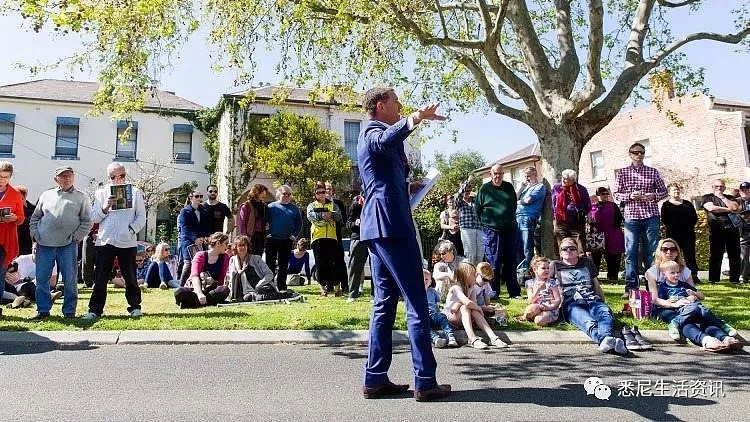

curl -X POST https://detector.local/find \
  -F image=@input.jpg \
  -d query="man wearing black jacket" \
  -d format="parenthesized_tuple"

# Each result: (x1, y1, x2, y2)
(326, 182, 349, 293)
(346, 193, 368, 302)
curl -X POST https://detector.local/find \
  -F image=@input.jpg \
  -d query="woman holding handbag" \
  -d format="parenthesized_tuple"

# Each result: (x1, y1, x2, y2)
(589, 187, 625, 281)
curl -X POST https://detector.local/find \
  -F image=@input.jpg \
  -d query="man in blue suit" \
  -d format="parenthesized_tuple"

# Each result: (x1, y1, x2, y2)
(358, 87, 450, 402)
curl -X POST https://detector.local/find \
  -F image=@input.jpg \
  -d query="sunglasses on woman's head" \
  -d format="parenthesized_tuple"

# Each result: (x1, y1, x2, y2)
(661, 247, 678, 253)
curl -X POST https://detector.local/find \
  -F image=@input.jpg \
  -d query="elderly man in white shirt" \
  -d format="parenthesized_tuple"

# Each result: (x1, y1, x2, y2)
(83, 162, 146, 320)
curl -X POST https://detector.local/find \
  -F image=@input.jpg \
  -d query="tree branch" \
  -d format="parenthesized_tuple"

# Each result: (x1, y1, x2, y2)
(388, 2, 485, 50)
(555, 0, 579, 96)
(450, 50, 529, 123)
(568, 0, 605, 117)
(647, 25, 750, 66)
(625, 0, 656, 66)
(475, 0, 493, 35)
(655, 0, 700, 7)
(486, 0, 510, 42)
(505, 0, 553, 91)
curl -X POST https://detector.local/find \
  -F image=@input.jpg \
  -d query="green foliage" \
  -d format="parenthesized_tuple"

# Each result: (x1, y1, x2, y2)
(250, 111, 352, 195)
(413, 150, 485, 237)
(190, 99, 226, 176)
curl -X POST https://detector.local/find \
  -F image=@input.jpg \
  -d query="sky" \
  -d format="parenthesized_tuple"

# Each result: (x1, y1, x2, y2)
(0, 3, 748, 167)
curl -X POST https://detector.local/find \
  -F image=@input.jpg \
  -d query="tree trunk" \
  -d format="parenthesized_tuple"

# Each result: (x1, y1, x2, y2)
(535, 127, 587, 259)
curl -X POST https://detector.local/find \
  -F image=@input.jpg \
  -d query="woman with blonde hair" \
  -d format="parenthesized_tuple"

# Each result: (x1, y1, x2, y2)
(644, 238, 690, 289)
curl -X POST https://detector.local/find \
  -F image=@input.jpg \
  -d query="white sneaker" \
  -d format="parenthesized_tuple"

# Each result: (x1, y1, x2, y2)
(490, 337, 509, 348)
(159, 282, 168, 290)
(346, 297, 356, 303)
(81, 312, 99, 321)
(597, 336, 616, 353)
(469, 338, 488, 349)
(613, 338, 629, 355)
(130, 309, 143, 317)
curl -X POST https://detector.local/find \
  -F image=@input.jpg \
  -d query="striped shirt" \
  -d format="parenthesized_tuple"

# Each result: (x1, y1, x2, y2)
(613, 164, 667, 220)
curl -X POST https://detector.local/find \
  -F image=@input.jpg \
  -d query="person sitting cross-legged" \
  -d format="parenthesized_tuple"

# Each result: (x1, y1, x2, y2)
(174, 232, 231, 308)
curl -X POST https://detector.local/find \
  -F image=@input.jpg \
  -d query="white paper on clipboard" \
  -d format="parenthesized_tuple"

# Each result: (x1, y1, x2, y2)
(409, 168, 441, 211)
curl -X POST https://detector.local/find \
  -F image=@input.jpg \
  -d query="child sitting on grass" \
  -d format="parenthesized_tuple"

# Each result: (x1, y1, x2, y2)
(520, 256, 561, 326)
(443, 262, 508, 349)
(470, 262, 506, 325)
(654, 260, 741, 352)
(423, 269, 458, 348)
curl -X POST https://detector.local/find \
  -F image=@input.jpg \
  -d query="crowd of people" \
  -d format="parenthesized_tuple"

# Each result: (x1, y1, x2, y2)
(0, 87, 747, 402)
(0, 159, 382, 319)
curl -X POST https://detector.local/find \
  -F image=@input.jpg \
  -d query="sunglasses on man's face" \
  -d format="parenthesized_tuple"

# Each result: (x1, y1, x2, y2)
(629, 150, 645, 155)
(560, 246, 578, 252)
(208, 190, 218, 194)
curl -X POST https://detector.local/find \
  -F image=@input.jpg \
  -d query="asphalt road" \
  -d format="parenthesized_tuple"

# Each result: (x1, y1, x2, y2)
(1, 342, 748, 421)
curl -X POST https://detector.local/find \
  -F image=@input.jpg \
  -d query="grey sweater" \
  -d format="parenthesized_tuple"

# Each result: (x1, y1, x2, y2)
(30, 187, 93, 247)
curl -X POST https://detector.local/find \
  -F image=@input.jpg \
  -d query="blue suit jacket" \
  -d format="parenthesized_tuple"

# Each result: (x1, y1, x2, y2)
(177, 205, 211, 244)
(357, 118, 416, 241)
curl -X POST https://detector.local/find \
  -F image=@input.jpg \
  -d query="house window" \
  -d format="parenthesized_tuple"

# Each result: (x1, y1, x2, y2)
(344, 121, 360, 162)
(0, 113, 15, 155)
(511, 167, 523, 189)
(55, 117, 80, 158)
(590, 150, 605, 180)
(116, 120, 138, 160)
(173, 124, 193, 162)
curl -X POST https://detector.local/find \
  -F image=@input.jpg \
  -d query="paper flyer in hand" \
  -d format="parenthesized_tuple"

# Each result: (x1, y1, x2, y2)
(410, 168, 441, 211)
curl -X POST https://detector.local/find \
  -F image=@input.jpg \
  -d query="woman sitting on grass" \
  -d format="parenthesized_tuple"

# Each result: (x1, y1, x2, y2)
(174, 232, 230, 308)
(644, 238, 696, 287)
(145, 242, 180, 289)
(442, 261, 508, 349)
(653, 259, 741, 352)
(228, 235, 276, 301)
(432, 240, 463, 299)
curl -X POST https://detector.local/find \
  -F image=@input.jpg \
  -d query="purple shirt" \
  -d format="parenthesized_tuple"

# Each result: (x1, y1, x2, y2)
(613, 164, 667, 220)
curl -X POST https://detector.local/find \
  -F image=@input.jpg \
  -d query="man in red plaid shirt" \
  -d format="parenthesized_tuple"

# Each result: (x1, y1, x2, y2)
(613, 142, 667, 298)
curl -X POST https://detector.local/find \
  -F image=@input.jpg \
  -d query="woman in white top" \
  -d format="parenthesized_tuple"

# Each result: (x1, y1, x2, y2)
(432, 240, 464, 299)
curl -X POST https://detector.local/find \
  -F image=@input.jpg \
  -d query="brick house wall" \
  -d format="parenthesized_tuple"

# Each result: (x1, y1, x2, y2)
(578, 95, 750, 201)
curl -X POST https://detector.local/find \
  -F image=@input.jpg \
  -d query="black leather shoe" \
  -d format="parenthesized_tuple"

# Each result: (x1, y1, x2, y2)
(414, 384, 451, 402)
(362, 381, 410, 399)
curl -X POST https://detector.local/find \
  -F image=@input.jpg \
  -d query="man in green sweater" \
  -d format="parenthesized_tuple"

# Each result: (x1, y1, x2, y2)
(474, 164, 521, 298)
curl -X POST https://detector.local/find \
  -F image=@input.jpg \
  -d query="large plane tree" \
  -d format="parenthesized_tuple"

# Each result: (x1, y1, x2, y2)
(7, 0, 749, 176)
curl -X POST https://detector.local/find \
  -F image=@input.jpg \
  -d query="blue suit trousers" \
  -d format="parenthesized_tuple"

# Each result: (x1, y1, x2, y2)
(363, 237, 438, 391)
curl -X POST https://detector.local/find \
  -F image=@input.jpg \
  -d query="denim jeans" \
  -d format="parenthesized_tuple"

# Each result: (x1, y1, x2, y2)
(429, 311, 454, 342)
(624, 216, 660, 291)
(459, 227, 483, 266)
(565, 300, 614, 344)
(482, 226, 521, 297)
(35, 242, 79, 316)
(516, 215, 538, 272)
(655, 302, 726, 345)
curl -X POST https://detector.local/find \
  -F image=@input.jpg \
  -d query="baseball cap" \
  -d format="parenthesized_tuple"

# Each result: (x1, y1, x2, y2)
(55, 166, 74, 176)
(740, 182, 750, 190)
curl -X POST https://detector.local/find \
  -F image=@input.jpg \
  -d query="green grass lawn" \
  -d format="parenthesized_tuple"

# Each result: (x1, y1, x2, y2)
(1, 280, 748, 332)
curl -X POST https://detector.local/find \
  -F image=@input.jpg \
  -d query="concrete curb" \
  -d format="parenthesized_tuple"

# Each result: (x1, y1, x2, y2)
(1, 329, 747, 347)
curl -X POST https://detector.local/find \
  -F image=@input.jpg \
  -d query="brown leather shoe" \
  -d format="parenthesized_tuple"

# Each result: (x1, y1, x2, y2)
(362, 381, 410, 399)
(414, 384, 451, 402)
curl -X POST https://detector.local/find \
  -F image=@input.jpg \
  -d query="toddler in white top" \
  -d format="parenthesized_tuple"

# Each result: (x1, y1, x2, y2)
(521, 256, 561, 326)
